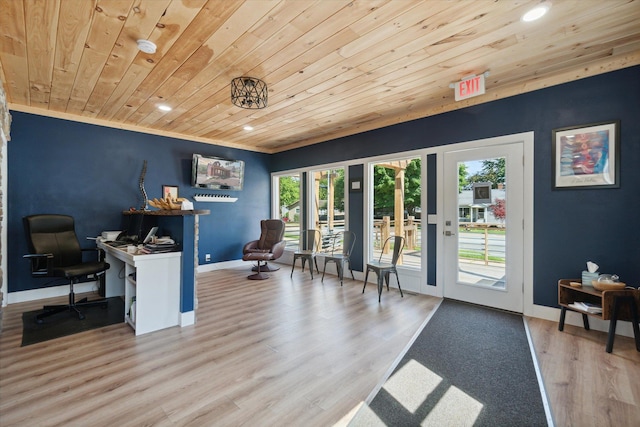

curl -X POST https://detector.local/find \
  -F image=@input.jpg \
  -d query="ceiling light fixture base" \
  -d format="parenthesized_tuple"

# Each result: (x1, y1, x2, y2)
(137, 39, 157, 54)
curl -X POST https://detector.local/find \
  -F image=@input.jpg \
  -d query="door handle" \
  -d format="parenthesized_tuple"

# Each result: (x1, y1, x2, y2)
(444, 231, 456, 236)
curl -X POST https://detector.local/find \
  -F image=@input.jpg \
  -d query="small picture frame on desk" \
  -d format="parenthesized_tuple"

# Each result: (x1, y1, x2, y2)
(163, 185, 179, 200)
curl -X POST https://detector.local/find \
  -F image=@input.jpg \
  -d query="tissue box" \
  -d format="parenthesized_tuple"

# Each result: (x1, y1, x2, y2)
(581, 271, 599, 287)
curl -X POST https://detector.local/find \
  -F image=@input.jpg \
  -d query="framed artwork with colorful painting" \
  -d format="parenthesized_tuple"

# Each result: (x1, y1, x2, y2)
(552, 121, 620, 189)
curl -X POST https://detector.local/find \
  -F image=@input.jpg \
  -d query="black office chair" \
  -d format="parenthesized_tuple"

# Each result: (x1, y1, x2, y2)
(23, 214, 110, 323)
(363, 235, 405, 302)
(321, 230, 356, 285)
(291, 229, 322, 279)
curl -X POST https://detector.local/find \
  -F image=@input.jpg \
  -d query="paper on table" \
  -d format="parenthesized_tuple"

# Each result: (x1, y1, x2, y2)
(586, 261, 599, 273)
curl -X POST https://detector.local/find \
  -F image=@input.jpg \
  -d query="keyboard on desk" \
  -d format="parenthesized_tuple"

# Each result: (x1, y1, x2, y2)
(107, 240, 131, 248)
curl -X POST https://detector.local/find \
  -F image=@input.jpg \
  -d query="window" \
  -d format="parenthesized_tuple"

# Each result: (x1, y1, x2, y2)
(274, 173, 301, 250)
(370, 157, 421, 267)
(310, 168, 345, 252)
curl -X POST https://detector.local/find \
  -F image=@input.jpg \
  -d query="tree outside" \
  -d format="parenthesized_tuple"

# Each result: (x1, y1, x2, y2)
(489, 198, 506, 222)
(317, 169, 345, 212)
(279, 176, 299, 207)
(468, 158, 505, 188)
(404, 158, 421, 216)
(373, 158, 421, 218)
(459, 163, 469, 192)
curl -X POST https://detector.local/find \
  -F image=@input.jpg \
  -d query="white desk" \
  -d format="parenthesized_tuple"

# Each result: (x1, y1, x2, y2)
(99, 241, 182, 335)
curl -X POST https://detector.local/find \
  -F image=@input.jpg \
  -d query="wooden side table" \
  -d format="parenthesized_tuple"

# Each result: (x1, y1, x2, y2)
(558, 279, 640, 353)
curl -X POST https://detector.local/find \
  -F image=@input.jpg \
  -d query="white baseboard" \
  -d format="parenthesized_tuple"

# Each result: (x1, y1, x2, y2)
(197, 259, 246, 273)
(7, 281, 99, 304)
(199, 254, 370, 280)
(5, 271, 636, 339)
(180, 310, 195, 327)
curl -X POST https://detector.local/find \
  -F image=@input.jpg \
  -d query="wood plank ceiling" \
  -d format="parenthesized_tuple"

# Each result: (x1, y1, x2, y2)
(1, 0, 639, 154)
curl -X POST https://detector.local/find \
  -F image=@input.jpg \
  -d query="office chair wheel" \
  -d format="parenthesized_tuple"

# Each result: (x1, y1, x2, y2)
(78, 313, 85, 320)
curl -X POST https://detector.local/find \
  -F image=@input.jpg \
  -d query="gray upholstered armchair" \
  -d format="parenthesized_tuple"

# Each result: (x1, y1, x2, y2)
(242, 219, 286, 280)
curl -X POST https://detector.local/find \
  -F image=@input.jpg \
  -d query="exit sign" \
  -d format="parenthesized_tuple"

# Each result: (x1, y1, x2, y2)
(454, 74, 486, 101)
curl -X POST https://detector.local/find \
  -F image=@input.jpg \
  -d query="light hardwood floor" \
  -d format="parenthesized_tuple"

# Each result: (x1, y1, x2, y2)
(1, 267, 638, 426)
(527, 317, 640, 427)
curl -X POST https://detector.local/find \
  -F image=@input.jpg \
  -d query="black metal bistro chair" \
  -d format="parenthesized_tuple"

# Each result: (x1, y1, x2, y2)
(321, 230, 356, 285)
(363, 235, 405, 302)
(291, 229, 322, 279)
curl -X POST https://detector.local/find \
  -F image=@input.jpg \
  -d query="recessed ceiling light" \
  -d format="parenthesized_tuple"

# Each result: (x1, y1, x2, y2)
(158, 105, 172, 112)
(522, 3, 551, 22)
(243, 125, 254, 131)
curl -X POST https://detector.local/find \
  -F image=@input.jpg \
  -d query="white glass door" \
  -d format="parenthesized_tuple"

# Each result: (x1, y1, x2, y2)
(443, 143, 524, 313)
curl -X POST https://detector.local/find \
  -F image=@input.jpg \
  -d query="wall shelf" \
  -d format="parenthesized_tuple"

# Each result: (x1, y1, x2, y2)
(193, 195, 237, 203)
(123, 209, 210, 215)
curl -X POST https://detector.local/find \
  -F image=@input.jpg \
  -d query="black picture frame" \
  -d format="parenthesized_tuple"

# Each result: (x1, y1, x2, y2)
(472, 182, 491, 204)
(552, 121, 620, 190)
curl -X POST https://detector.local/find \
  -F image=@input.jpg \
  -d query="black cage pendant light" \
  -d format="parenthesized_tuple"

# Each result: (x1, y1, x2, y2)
(231, 77, 268, 109)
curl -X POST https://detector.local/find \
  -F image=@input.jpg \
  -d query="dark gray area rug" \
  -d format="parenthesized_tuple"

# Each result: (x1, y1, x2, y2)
(350, 299, 549, 426)
(21, 297, 124, 346)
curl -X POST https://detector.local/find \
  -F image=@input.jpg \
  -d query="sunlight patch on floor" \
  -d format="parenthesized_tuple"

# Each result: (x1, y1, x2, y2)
(383, 359, 442, 413)
(421, 385, 483, 426)
(347, 358, 484, 426)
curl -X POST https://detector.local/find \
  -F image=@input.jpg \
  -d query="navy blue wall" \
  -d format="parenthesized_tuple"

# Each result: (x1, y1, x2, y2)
(347, 164, 364, 272)
(8, 66, 640, 307)
(271, 66, 640, 308)
(8, 113, 271, 292)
